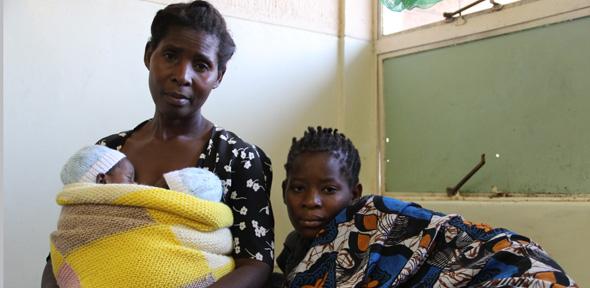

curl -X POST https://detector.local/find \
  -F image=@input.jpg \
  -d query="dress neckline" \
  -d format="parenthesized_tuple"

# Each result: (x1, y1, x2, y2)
(116, 119, 219, 168)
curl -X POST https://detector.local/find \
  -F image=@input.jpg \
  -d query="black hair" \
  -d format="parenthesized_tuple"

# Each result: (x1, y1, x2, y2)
(149, 0, 236, 70)
(285, 127, 361, 187)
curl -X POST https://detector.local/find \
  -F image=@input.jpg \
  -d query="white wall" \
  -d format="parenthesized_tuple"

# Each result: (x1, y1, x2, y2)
(1, 0, 5, 286)
(343, 37, 377, 196)
(3, 0, 374, 287)
(4, 1, 160, 287)
(204, 17, 343, 269)
(341, 0, 378, 197)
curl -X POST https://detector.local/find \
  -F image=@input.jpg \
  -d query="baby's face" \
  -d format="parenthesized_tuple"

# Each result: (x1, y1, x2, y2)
(105, 158, 135, 184)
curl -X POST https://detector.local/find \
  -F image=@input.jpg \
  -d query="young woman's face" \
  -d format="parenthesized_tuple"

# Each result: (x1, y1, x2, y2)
(144, 27, 223, 119)
(104, 158, 135, 184)
(283, 152, 361, 239)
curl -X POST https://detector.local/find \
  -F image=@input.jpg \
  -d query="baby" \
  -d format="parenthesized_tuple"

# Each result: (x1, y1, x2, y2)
(60, 145, 135, 185)
(60, 144, 222, 201)
(51, 145, 233, 288)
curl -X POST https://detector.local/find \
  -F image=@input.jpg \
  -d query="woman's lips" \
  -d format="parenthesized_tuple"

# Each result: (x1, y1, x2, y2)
(164, 92, 190, 106)
(299, 218, 324, 228)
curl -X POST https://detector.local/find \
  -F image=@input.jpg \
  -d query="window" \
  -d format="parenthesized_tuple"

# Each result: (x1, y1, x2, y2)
(381, 0, 521, 35)
(376, 0, 590, 195)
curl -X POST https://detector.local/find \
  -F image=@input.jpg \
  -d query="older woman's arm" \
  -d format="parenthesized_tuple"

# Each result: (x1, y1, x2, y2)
(209, 135, 275, 287)
(41, 260, 59, 288)
(209, 259, 271, 288)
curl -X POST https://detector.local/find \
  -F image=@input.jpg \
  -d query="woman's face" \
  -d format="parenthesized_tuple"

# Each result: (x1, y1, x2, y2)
(283, 152, 362, 239)
(144, 27, 224, 119)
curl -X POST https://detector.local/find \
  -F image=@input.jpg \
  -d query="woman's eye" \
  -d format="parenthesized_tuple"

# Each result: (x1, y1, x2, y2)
(322, 187, 338, 194)
(194, 63, 209, 72)
(163, 51, 176, 61)
(290, 186, 304, 193)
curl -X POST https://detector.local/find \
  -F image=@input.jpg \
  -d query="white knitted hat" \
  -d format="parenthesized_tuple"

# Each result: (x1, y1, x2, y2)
(61, 145, 127, 185)
(163, 167, 223, 202)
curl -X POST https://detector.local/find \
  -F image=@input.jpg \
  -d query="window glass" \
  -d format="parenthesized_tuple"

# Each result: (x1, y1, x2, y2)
(381, 17, 590, 194)
(382, 0, 521, 36)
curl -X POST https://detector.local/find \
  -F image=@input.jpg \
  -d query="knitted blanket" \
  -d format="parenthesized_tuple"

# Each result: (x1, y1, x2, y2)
(50, 183, 234, 288)
(286, 195, 577, 288)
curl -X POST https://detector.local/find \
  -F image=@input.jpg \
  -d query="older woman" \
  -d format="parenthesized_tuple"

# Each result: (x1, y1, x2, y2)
(43, 1, 274, 287)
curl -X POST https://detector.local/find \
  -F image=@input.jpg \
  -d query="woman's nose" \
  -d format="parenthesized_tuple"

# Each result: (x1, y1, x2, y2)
(172, 61, 193, 86)
(302, 190, 321, 208)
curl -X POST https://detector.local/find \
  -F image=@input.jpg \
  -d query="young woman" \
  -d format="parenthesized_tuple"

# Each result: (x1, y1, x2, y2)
(278, 127, 576, 287)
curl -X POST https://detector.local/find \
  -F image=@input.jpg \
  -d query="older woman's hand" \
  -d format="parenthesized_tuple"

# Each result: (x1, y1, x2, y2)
(209, 259, 272, 288)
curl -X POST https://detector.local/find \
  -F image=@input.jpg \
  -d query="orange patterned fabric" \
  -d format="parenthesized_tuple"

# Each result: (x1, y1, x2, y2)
(282, 195, 577, 288)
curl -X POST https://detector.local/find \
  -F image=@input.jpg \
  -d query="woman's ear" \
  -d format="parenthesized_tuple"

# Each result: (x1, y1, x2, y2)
(144, 42, 154, 69)
(352, 183, 363, 200)
(96, 173, 107, 184)
(212, 66, 226, 89)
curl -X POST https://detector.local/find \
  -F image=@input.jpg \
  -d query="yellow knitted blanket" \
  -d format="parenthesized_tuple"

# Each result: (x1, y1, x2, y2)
(50, 183, 235, 288)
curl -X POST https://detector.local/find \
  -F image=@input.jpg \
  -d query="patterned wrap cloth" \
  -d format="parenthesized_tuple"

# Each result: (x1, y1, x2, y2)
(286, 195, 577, 288)
(50, 183, 234, 288)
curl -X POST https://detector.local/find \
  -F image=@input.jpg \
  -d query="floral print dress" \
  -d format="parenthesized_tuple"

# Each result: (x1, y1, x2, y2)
(98, 120, 275, 267)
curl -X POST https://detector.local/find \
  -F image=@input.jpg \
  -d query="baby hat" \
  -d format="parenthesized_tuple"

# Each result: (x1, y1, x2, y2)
(61, 145, 127, 185)
(163, 167, 223, 202)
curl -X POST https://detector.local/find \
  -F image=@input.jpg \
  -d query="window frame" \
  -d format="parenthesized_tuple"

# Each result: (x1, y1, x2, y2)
(375, 0, 590, 195)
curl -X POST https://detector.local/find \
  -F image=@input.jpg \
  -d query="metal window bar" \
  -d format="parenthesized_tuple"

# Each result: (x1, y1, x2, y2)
(443, 0, 502, 19)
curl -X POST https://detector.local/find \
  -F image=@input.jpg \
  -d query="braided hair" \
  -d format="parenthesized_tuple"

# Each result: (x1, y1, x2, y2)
(285, 127, 361, 187)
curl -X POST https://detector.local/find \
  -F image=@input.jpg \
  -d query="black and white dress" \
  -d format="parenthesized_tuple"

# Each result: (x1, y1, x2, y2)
(98, 120, 275, 267)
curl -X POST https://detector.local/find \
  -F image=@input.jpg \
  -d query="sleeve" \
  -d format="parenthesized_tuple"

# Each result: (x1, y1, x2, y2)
(95, 120, 147, 149)
(277, 231, 297, 274)
(224, 144, 275, 267)
(277, 231, 312, 277)
(95, 132, 129, 149)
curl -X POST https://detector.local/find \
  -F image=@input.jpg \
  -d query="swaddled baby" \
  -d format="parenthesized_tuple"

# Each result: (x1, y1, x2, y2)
(60, 145, 222, 201)
(51, 145, 234, 288)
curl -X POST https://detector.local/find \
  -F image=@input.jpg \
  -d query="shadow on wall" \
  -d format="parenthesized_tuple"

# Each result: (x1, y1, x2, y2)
(208, 76, 342, 259)
(203, 17, 345, 259)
